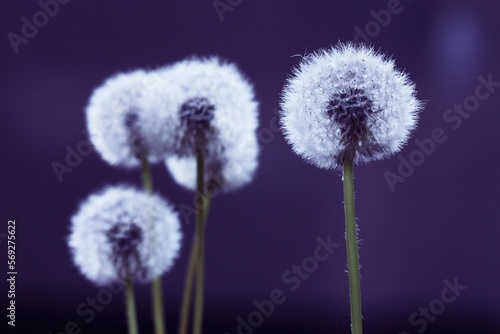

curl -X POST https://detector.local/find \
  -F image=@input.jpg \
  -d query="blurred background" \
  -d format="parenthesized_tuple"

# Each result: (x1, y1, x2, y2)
(1, 0, 499, 333)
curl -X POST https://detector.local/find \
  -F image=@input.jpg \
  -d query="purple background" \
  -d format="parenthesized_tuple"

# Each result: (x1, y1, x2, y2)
(1, 0, 500, 333)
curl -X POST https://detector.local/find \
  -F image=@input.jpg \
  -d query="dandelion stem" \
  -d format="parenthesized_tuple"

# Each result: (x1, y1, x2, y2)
(193, 147, 211, 334)
(140, 152, 166, 334)
(152, 278, 166, 334)
(125, 275, 139, 334)
(141, 152, 153, 195)
(178, 148, 211, 334)
(178, 231, 198, 334)
(342, 157, 363, 334)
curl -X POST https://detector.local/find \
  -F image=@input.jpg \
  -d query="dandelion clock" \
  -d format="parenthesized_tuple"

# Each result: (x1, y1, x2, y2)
(144, 56, 259, 334)
(280, 43, 423, 334)
(86, 69, 180, 168)
(68, 185, 182, 334)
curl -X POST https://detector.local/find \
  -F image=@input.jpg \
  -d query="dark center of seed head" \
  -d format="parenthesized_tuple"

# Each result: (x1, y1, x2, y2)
(124, 112, 138, 128)
(106, 222, 142, 255)
(123, 110, 144, 156)
(179, 97, 215, 130)
(327, 88, 384, 164)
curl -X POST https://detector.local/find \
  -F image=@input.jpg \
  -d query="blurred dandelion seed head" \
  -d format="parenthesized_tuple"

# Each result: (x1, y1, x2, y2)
(86, 69, 179, 168)
(68, 185, 182, 285)
(146, 56, 259, 192)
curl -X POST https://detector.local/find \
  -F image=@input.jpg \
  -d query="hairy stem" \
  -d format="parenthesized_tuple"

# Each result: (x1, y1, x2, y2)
(343, 158, 363, 334)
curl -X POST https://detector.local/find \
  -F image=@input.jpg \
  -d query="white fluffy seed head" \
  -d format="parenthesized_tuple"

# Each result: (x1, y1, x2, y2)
(85, 69, 178, 168)
(143, 57, 259, 192)
(280, 43, 423, 170)
(68, 185, 182, 285)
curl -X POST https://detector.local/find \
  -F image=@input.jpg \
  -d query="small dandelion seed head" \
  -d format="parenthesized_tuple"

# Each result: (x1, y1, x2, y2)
(144, 56, 260, 191)
(106, 221, 145, 280)
(86, 70, 178, 168)
(68, 185, 182, 285)
(106, 222, 143, 255)
(280, 42, 423, 170)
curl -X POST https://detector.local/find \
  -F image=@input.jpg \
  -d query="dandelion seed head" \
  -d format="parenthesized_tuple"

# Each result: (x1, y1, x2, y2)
(68, 185, 182, 285)
(146, 57, 259, 191)
(280, 43, 423, 169)
(86, 70, 179, 168)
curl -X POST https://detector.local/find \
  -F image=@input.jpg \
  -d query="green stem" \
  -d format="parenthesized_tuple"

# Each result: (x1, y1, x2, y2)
(193, 148, 211, 334)
(152, 278, 166, 334)
(342, 158, 363, 334)
(140, 152, 166, 334)
(178, 232, 198, 334)
(125, 276, 139, 334)
(141, 152, 153, 195)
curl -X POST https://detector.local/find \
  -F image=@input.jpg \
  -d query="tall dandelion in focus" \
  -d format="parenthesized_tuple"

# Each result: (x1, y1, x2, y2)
(280, 43, 422, 334)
